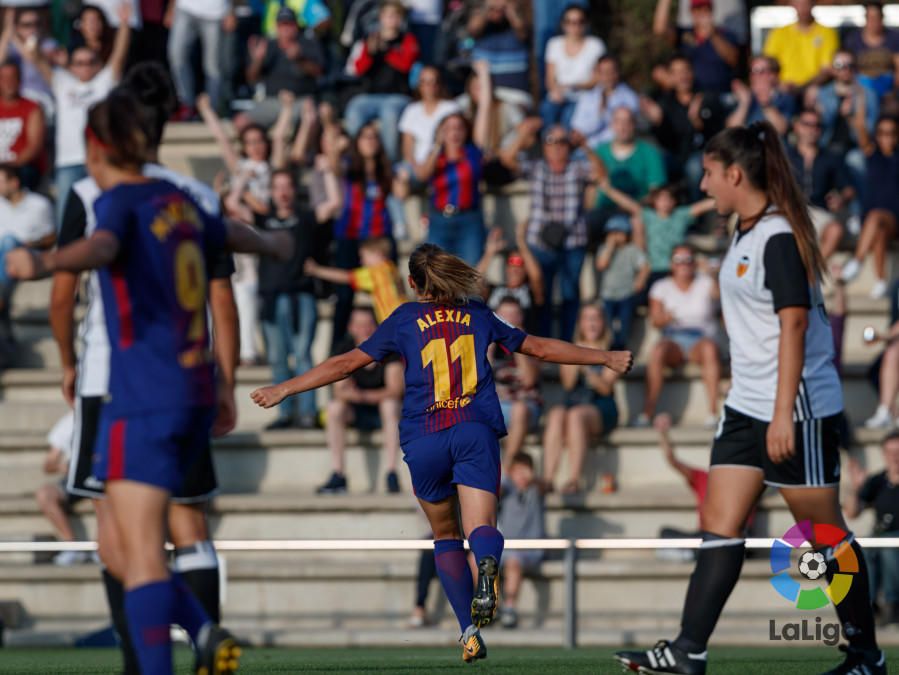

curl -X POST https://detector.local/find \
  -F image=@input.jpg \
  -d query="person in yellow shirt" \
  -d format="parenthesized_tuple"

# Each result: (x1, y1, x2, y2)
(304, 237, 406, 323)
(763, 0, 838, 89)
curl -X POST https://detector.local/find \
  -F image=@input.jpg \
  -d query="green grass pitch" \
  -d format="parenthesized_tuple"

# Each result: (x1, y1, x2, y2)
(0, 646, 896, 674)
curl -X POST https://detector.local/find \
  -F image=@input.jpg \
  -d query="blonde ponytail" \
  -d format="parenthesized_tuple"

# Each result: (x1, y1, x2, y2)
(408, 244, 483, 305)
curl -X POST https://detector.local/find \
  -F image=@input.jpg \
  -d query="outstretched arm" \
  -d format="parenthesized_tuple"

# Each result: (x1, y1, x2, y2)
(304, 258, 352, 285)
(251, 348, 374, 408)
(518, 335, 633, 374)
(7, 231, 119, 280)
(226, 221, 293, 260)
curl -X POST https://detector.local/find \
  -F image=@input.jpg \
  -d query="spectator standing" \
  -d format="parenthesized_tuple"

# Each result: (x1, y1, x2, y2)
(496, 452, 545, 629)
(786, 108, 853, 261)
(846, 432, 899, 626)
(0, 8, 65, 116)
(69, 5, 114, 63)
(398, 66, 461, 177)
(405, 0, 443, 65)
(21, 2, 130, 227)
(477, 226, 545, 332)
(674, 0, 746, 45)
(260, 0, 331, 39)
(653, 0, 739, 95)
(504, 121, 603, 341)
(816, 50, 879, 157)
(595, 214, 650, 351)
(639, 244, 720, 427)
(763, 0, 837, 90)
(0, 60, 44, 189)
(726, 56, 794, 136)
(468, 0, 532, 108)
(238, 7, 324, 130)
(846, 0, 899, 99)
(344, 0, 419, 162)
(130, 0, 169, 67)
(540, 4, 604, 128)
(570, 55, 639, 147)
(166, 0, 236, 118)
(316, 307, 404, 494)
(841, 115, 899, 299)
(541, 303, 620, 494)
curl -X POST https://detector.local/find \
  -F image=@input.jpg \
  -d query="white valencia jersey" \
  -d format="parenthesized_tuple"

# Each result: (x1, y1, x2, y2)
(69, 165, 221, 397)
(719, 212, 842, 422)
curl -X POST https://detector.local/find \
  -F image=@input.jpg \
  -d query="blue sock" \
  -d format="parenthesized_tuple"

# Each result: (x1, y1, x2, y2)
(434, 539, 474, 632)
(172, 573, 211, 645)
(124, 579, 175, 675)
(468, 525, 504, 566)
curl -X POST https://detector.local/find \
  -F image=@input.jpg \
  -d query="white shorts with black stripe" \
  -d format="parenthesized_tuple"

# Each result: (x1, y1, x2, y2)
(710, 406, 841, 487)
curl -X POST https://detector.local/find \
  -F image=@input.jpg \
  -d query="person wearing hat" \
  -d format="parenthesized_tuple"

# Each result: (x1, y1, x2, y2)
(652, 0, 740, 95)
(595, 213, 649, 351)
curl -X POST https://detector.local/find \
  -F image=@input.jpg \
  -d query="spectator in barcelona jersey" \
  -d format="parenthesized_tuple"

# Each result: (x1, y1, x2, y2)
(468, 0, 532, 109)
(846, 1, 899, 99)
(726, 56, 795, 137)
(570, 55, 640, 148)
(0, 60, 44, 189)
(763, 0, 838, 91)
(344, 0, 419, 162)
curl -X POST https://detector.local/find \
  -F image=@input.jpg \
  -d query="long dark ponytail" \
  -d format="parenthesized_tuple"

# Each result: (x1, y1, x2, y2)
(704, 120, 825, 283)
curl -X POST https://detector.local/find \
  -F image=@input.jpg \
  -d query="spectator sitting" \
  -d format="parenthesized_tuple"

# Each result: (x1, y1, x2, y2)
(497, 451, 546, 629)
(846, 431, 899, 626)
(540, 4, 605, 128)
(786, 108, 853, 260)
(0, 8, 65, 116)
(491, 297, 542, 465)
(69, 5, 114, 63)
(503, 121, 603, 341)
(166, 0, 235, 119)
(0, 60, 45, 189)
(542, 303, 620, 494)
(841, 115, 899, 299)
(653, 0, 739, 95)
(477, 226, 544, 333)
(344, 0, 419, 162)
(597, 181, 715, 290)
(846, 1, 899, 99)
(236, 7, 325, 131)
(467, 0, 532, 109)
(638, 244, 720, 428)
(726, 56, 795, 136)
(815, 50, 879, 157)
(641, 55, 725, 199)
(595, 214, 649, 351)
(21, 2, 130, 227)
(863, 313, 899, 430)
(256, 170, 323, 430)
(304, 236, 407, 325)
(35, 412, 94, 566)
(260, 0, 331, 39)
(317, 306, 404, 495)
(762, 0, 837, 91)
(570, 55, 639, 147)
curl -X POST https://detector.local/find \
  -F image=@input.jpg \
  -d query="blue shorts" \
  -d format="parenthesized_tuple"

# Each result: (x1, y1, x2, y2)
(93, 406, 215, 493)
(402, 422, 501, 503)
(499, 399, 543, 432)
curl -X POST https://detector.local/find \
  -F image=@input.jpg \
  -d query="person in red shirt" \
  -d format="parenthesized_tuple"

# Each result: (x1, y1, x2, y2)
(0, 60, 44, 188)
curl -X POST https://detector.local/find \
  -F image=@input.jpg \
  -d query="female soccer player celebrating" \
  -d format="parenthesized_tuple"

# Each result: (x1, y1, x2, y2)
(8, 90, 288, 675)
(616, 122, 884, 675)
(251, 243, 633, 662)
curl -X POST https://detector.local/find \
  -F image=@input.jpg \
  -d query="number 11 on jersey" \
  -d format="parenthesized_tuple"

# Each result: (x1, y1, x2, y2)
(421, 335, 477, 403)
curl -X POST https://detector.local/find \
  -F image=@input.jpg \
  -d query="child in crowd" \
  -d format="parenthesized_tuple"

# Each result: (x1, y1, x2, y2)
(477, 227, 544, 333)
(304, 237, 406, 323)
(595, 214, 649, 350)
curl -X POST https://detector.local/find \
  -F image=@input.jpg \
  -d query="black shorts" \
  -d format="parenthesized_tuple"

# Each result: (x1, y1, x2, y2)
(710, 406, 841, 488)
(66, 395, 219, 503)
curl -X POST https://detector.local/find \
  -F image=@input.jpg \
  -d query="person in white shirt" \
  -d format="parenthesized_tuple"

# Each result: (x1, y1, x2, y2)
(18, 1, 130, 228)
(398, 65, 460, 181)
(540, 4, 605, 128)
(638, 244, 720, 428)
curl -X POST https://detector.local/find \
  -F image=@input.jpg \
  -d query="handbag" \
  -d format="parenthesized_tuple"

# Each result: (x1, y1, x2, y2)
(540, 221, 567, 250)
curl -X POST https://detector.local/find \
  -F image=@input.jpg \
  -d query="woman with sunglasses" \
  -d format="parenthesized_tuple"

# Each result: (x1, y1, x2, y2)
(540, 4, 605, 128)
(617, 121, 884, 675)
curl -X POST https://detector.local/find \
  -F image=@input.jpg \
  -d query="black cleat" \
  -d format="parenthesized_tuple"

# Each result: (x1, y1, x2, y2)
(820, 645, 887, 675)
(195, 624, 241, 675)
(385, 471, 400, 494)
(471, 556, 499, 628)
(615, 640, 707, 674)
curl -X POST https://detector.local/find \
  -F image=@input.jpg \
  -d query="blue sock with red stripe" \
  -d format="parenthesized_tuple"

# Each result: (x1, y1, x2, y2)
(434, 539, 474, 632)
(468, 525, 504, 566)
(172, 573, 211, 645)
(124, 579, 175, 675)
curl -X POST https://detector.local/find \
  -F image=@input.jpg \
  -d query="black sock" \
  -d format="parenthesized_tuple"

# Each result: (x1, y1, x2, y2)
(102, 569, 140, 675)
(826, 537, 879, 652)
(174, 541, 221, 623)
(415, 549, 437, 608)
(674, 532, 746, 653)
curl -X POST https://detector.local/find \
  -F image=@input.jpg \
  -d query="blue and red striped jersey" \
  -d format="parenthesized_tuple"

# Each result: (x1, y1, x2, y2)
(359, 300, 526, 445)
(334, 178, 392, 240)
(94, 180, 226, 415)
(430, 144, 483, 213)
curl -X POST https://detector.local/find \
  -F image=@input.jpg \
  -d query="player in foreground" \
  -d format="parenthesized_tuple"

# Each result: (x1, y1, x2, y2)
(7, 91, 288, 674)
(251, 244, 633, 662)
(616, 121, 884, 675)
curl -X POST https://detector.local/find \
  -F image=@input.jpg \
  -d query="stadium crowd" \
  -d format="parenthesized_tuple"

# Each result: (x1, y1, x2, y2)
(2, 0, 899, 626)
